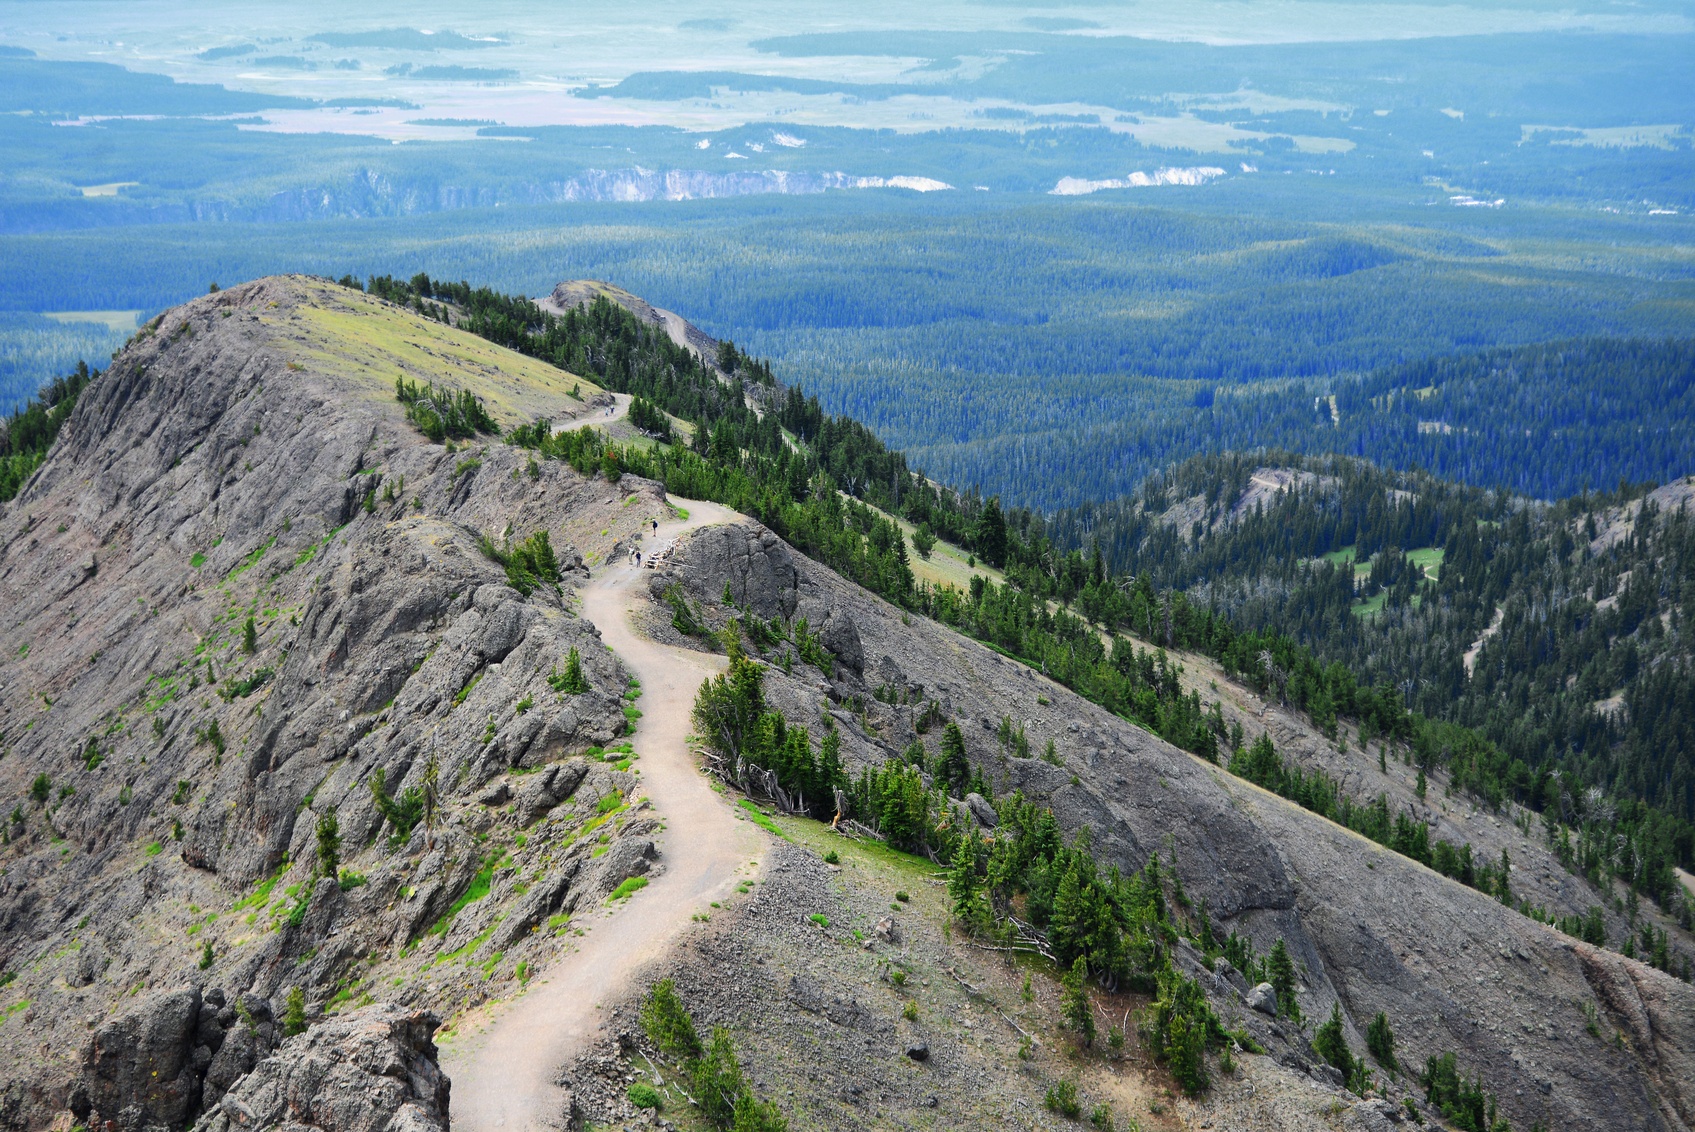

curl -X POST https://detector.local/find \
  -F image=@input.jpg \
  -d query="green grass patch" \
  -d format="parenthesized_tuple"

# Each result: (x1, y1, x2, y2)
(1351, 591, 1388, 619)
(454, 672, 483, 707)
(608, 876, 648, 903)
(429, 855, 502, 935)
(1405, 546, 1445, 580)
(737, 798, 789, 841)
(226, 537, 276, 581)
(233, 867, 284, 911)
(190, 552, 206, 569)
(144, 841, 162, 857)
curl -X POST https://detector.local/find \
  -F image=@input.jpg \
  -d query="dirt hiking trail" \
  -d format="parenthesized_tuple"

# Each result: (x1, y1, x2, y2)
(443, 497, 763, 1132)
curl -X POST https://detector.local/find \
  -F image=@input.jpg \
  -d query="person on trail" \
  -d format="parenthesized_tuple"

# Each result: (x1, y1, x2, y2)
(651, 518, 658, 535)
(635, 550, 642, 567)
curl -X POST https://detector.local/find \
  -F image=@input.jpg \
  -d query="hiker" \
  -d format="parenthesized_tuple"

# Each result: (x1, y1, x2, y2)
(635, 550, 642, 567)
(651, 518, 658, 534)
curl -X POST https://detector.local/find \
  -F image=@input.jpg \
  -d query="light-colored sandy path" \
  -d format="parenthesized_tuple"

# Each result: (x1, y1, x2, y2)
(442, 496, 763, 1132)
(564, 390, 629, 429)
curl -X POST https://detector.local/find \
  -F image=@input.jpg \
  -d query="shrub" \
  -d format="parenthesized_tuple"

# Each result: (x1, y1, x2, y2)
(30, 773, 50, 804)
(640, 979, 702, 1060)
(902, 1000, 918, 1021)
(666, 585, 705, 636)
(1367, 1011, 1397, 1071)
(198, 942, 215, 970)
(627, 1082, 663, 1110)
(369, 768, 424, 845)
(549, 647, 589, 694)
(690, 1028, 747, 1129)
(283, 987, 307, 1036)
(1044, 1078, 1081, 1119)
(731, 1092, 788, 1132)
(822, 850, 839, 865)
(196, 719, 226, 755)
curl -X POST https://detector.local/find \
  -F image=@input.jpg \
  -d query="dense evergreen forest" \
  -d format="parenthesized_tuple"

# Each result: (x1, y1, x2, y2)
(1038, 454, 1695, 909)
(0, 360, 96, 502)
(6, 190, 1689, 509)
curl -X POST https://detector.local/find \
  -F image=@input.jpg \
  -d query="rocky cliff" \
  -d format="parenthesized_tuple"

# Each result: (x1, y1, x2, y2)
(0, 278, 671, 1130)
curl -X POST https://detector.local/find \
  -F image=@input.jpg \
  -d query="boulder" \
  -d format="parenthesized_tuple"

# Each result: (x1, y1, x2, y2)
(585, 837, 659, 900)
(192, 1004, 449, 1132)
(964, 793, 998, 829)
(818, 611, 864, 675)
(1247, 983, 1279, 1016)
(82, 988, 206, 1131)
(514, 760, 589, 826)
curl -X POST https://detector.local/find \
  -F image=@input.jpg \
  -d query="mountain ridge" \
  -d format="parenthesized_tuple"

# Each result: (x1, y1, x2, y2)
(1, 276, 1692, 1132)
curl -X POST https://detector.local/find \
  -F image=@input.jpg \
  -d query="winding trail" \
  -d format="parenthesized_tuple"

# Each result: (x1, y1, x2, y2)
(442, 497, 762, 1132)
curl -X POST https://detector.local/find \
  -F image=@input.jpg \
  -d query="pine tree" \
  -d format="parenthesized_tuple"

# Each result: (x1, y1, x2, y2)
(1366, 1011, 1397, 1071)
(1062, 956, 1096, 1047)
(314, 809, 340, 882)
(974, 497, 1008, 569)
(242, 616, 258, 654)
(1313, 1003, 1357, 1082)
(283, 987, 307, 1036)
(1268, 938, 1302, 1026)
(640, 979, 703, 1061)
(948, 831, 988, 934)
(937, 722, 970, 796)
(561, 646, 588, 694)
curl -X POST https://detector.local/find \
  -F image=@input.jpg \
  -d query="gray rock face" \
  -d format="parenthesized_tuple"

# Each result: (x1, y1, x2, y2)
(654, 514, 1695, 1132)
(1247, 983, 1279, 1016)
(192, 1004, 448, 1132)
(78, 987, 277, 1132)
(82, 988, 209, 1131)
(964, 793, 998, 829)
(514, 759, 590, 826)
(0, 278, 656, 1130)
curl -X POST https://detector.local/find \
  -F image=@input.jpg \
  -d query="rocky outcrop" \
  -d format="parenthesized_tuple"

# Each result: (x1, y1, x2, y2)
(76, 987, 277, 1132)
(192, 1005, 448, 1132)
(0, 278, 667, 1131)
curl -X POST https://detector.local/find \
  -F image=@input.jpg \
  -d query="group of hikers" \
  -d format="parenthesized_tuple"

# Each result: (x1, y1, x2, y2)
(628, 517, 659, 567)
